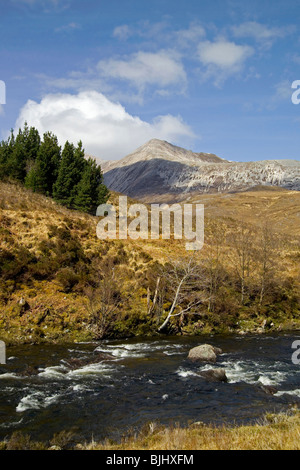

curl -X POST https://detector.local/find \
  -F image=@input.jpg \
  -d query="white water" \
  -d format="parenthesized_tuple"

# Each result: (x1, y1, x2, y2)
(0, 335, 299, 440)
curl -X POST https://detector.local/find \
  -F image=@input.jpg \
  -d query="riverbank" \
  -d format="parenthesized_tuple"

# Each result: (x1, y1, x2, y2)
(2, 322, 300, 346)
(1, 409, 299, 450)
(83, 409, 300, 451)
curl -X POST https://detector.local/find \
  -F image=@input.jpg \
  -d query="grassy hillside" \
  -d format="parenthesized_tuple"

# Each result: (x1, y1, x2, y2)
(189, 186, 300, 238)
(0, 182, 159, 343)
(0, 181, 299, 344)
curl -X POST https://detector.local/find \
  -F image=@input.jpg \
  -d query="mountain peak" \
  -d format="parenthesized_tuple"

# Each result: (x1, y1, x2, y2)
(102, 139, 300, 202)
(102, 138, 226, 173)
(145, 138, 167, 145)
(137, 138, 221, 159)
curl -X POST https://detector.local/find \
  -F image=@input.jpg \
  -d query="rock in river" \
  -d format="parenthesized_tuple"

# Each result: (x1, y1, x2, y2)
(188, 344, 222, 363)
(199, 368, 228, 383)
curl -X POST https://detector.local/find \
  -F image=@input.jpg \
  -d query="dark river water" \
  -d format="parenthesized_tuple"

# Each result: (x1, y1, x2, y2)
(0, 333, 299, 442)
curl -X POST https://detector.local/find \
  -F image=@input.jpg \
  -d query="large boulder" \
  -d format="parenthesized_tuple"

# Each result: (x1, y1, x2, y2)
(199, 368, 228, 383)
(188, 344, 222, 363)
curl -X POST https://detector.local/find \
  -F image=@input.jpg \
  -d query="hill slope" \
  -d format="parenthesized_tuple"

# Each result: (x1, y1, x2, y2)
(0, 181, 299, 344)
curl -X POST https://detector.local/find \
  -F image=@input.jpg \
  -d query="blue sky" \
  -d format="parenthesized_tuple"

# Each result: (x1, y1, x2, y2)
(1, 0, 300, 161)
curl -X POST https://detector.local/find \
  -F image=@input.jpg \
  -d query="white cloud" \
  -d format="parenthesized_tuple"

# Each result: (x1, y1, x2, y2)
(268, 80, 293, 108)
(112, 21, 205, 49)
(12, 0, 35, 3)
(36, 50, 187, 104)
(97, 50, 187, 91)
(15, 91, 194, 160)
(113, 25, 132, 41)
(127, 20, 170, 42)
(198, 40, 253, 69)
(37, 71, 110, 94)
(55, 22, 81, 33)
(197, 39, 254, 86)
(12, 0, 69, 7)
(175, 23, 206, 47)
(232, 22, 292, 49)
(274, 80, 293, 100)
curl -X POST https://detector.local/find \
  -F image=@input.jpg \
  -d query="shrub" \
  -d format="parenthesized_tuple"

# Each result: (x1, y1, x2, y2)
(5, 432, 46, 451)
(56, 267, 80, 292)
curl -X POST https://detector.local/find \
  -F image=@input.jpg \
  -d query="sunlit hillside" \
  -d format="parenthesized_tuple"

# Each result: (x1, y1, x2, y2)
(0, 181, 299, 344)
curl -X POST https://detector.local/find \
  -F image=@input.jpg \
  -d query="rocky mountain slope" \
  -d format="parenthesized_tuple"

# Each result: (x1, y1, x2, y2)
(102, 139, 300, 202)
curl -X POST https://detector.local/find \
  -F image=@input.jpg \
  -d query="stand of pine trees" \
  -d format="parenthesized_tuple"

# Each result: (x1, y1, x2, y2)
(0, 123, 109, 213)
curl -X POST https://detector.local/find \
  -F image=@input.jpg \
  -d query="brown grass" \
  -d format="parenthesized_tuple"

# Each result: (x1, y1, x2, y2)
(0, 410, 299, 450)
(0, 181, 299, 343)
(190, 187, 300, 238)
(79, 409, 300, 451)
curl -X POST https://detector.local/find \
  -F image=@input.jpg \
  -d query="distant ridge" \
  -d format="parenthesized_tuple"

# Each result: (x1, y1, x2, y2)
(101, 139, 300, 202)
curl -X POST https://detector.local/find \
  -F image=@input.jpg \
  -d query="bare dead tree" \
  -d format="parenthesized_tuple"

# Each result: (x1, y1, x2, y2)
(147, 276, 160, 316)
(255, 222, 277, 306)
(157, 255, 207, 333)
(203, 222, 226, 312)
(228, 223, 254, 305)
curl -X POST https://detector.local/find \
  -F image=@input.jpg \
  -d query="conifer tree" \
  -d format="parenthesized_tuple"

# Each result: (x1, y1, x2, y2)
(25, 125, 40, 162)
(52, 141, 76, 206)
(69, 140, 86, 202)
(97, 180, 110, 206)
(33, 132, 61, 195)
(0, 125, 110, 215)
(73, 157, 109, 213)
(0, 130, 15, 178)
(9, 123, 40, 182)
(10, 128, 27, 181)
(24, 166, 38, 192)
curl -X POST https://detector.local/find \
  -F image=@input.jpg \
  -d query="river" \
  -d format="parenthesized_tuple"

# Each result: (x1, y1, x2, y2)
(0, 333, 299, 442)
